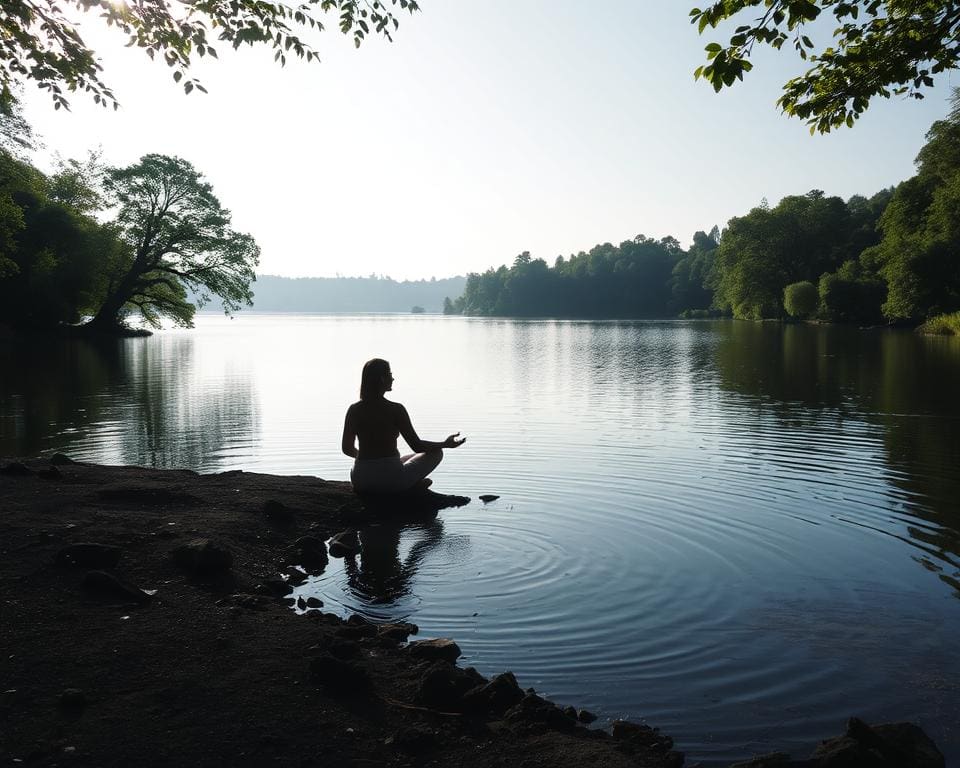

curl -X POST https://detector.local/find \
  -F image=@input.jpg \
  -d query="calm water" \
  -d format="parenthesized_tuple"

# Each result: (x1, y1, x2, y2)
(3, 315, 960, 765)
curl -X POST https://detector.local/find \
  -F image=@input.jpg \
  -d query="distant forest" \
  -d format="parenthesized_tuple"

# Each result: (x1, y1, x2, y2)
(444, 96, 960, 328)
(195, 275, 466, 314)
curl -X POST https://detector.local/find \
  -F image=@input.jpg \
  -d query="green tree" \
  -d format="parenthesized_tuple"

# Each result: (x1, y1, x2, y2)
(2, 0, 420, 110)
(88, 154, 259, 331)
(863, 92, 960, 321)
(783, 280, 818, 318)
(691, 1, 960, 132)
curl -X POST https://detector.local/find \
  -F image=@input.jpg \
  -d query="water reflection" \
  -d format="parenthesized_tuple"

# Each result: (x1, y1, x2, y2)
(711, 321, 960, 596)
(344, 517, 446, 605)
(0, 332, 259, 471)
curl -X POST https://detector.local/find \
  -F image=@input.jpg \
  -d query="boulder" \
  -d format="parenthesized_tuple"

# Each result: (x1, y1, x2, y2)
(504, 693, 576, 733)
(812, 718, 944, 768)
(293, 536, 328, 572)
(461, 672, 524, 717)
(50, 453, 76, 465)
(171, 538, 233, 579)
(578, 708, 598, 724)
(378, 622, 418, 642)
(56, 543, 122, 569)
(417, 663, 481, 710)
(406, 638, 461, 663)
(479, 494, 500, 503)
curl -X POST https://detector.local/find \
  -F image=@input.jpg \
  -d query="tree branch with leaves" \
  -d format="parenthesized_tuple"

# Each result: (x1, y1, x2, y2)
(691, 1, 960, 132)
(1, 0, 420, 110)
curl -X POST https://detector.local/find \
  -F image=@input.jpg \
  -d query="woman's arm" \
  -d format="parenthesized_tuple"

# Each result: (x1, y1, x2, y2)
(341, 405, 359, 459)
(397, 404, 466, 452)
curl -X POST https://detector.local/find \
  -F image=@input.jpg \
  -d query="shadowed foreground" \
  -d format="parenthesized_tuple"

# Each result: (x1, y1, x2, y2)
(0, 457, 944, 768)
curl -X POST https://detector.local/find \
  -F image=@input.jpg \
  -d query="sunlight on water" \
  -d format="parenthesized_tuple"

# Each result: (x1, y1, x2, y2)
(2, 314, 959, 765)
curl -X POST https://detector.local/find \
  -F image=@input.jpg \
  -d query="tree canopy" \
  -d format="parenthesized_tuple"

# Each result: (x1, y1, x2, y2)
(691, 1, 960, 132)
(1, 0, 420, 109)
(89, 154, 259, 330)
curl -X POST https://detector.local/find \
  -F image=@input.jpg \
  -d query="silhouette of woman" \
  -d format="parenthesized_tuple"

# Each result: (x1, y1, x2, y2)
(342, 358, 465, 494)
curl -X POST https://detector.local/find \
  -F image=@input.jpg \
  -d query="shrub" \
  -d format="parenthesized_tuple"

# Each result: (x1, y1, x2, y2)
(917, 311, 960, 335)
(783, 281, 818, 319)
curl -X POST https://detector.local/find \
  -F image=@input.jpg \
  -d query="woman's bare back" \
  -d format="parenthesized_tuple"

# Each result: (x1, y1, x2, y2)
(347, 399, 403, 460)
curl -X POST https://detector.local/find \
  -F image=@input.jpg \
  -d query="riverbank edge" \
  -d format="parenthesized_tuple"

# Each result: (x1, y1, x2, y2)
(0, 457, 945, 768)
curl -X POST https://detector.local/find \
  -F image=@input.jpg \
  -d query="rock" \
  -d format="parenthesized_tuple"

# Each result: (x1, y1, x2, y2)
(563, 706, 578, 721)
(417, 663, 480, 710)
(1, 461, 32, 476)
(59, 689, 86, 709)
(328, 530, 359, 558)
(296, 596, 307, 610)
(407, 638, 461, 663)
(309, 655, 370, 693)
(171, 538, 233, 579)
(38, 466, 61, 480)
(81, 570, 153, 603)
(56, 543, 122, 569)
(293, 536, 328, 572)
(231, 594, 268, 611)
(378, 622, 418, 642)
(578, 708, 598, 724)
(479, 494, 500, 503)
(283, 567, 308, 586)
(305, 596, 323, 608)
(504, 693, 576, 733)
(461, 672, 524, 716)
(263, 500, 293, 523)
(812, 718, 944, 768)
(50, 453, 76, 465)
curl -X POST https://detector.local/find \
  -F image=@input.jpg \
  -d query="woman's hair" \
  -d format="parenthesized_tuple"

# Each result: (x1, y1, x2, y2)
(359, 358, 391, 401)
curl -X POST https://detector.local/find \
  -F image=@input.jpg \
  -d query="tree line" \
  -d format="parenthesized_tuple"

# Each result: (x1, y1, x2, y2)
(446, 94, 960, 327)
(0, 101, 258, 334)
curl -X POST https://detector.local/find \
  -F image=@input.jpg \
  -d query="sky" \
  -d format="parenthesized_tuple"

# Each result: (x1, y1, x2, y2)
(20, 0, 960, 281)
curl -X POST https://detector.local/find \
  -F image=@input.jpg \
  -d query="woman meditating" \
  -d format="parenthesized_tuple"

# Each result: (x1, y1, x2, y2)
(342, 358, 466, 494)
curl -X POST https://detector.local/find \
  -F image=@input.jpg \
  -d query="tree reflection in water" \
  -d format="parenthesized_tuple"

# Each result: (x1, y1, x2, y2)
(711, 321, 960, 597)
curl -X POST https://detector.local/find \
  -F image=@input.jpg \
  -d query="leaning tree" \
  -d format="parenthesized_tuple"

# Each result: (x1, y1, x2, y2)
(87, 153, 259, 331)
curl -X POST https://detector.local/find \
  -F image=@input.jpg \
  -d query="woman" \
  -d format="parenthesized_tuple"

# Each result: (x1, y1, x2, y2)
(342, 358, 466, 494)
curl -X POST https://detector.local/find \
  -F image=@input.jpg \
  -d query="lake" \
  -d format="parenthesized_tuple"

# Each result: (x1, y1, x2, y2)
(2, 314, 959, 765)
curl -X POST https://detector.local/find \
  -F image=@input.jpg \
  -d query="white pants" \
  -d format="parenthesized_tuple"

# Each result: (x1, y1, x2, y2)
(350, 451, 442, 493)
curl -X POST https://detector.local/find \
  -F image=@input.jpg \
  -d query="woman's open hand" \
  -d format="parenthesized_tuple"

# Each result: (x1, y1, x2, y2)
(443, 432, 466, 449)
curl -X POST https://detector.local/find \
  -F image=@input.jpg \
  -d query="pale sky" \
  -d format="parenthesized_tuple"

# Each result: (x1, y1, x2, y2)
(21, 1, 958, 280)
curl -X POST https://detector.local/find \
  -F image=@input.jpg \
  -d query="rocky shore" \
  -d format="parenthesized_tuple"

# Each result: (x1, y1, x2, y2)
(0, 457, 945, 767)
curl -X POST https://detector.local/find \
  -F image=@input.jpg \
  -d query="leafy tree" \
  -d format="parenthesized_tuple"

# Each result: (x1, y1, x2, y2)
(783, 280, 818, 318)
(2, 0, 420, 110)
(712, 191, 853, 319)
(0, 150, 117, 326)
(671, 229, 718, 312)
(691, 1, 960, 132)
(88, 154, 259, 331)
(818, 259, 885, 322)
(863, 91, 960, 321)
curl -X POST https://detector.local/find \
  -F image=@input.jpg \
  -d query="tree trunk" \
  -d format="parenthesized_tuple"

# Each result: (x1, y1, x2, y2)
(87, 267, 143, 331)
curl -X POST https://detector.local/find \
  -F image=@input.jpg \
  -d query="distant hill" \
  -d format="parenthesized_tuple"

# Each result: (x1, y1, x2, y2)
(192, 274, 466, 313)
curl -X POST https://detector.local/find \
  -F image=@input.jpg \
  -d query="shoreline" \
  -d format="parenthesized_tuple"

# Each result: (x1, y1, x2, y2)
(0, 457, 945, 767)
